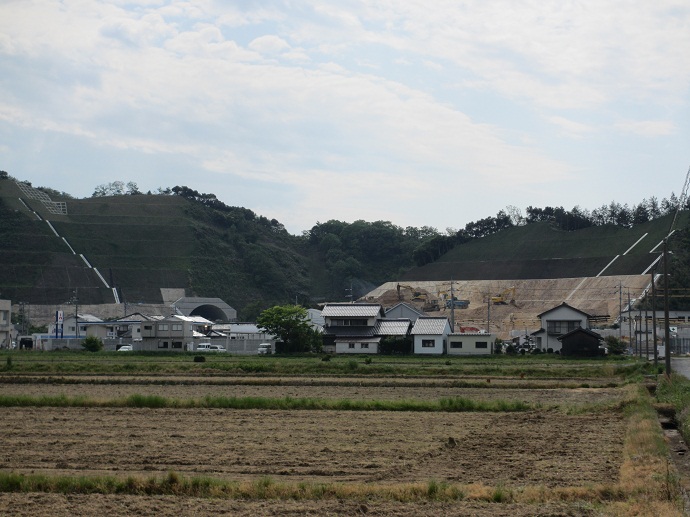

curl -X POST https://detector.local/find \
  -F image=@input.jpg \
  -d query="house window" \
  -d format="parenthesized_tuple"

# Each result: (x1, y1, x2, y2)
(450, 341, 462, 348)
(144, 325, 152, 331)
(476, 341, 488, 349)
(546, 321, 580, 336)
(331, 319, 368, 326)
(422, 339, 435, 348)
(158, 324, 169, 331)
(172, 341, 182, 349)
(171, 324, 183, 331)
(348, 343, 355, 349)
(158, 341, 169, 348)
(361, 343, 369, 349)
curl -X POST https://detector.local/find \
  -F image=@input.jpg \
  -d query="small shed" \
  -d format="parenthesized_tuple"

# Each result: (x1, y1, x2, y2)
(557, 327, 604, 356)
(411, 317, 451, 355)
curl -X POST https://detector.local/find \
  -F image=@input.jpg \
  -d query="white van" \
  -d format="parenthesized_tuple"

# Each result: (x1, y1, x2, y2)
(257, 343, 272, 355)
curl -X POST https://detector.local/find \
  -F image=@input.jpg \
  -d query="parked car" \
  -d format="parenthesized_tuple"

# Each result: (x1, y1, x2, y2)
(196, 343, 225, 352)
(257, 343, 272, 355)
(117, 344, 133, 352)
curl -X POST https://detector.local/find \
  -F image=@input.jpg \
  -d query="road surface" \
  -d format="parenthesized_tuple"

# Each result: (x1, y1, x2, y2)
(672, 357, 690, 379)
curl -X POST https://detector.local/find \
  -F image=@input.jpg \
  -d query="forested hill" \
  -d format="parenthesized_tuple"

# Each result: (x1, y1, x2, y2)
(0, 178, 438, 318)
(1, 173, 689, 318)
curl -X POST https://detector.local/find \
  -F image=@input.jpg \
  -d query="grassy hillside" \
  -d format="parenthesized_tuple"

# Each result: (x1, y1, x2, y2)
(402, 213, 687, 281)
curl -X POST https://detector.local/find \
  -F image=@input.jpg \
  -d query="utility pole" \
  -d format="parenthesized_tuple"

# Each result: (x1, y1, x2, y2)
(645, 298, 649, 361)
(450, 279, 455, 332)
(627, 289, 634, 357)
(651, 271, 658, 367)
(71, 290, 79, 339)
(663, 238, 671, 375)
(619, 282, 622, 342)
(486, 290, 491, 334)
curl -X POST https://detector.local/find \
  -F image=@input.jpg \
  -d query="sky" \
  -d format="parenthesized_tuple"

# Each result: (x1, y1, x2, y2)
(1, 1, 689, 235)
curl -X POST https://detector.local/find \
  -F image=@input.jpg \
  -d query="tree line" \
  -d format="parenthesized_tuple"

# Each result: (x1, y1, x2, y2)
(412, 195, 687, 267)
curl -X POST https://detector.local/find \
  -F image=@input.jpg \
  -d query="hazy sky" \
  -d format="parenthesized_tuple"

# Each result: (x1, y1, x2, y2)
(1, 1, 689, 234)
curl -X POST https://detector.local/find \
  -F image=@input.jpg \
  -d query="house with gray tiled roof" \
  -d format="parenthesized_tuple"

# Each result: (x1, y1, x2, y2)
(384, 302, 426, 322)
(411, 317, 451, 355)
(322, 303, 386, 354)
(322, 303, 413, 354)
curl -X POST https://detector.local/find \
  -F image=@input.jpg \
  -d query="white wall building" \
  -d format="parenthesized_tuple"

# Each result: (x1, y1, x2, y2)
(411, 317, 451, 355)
(447, 332, 495, 355)
(531, 302, 590, 353)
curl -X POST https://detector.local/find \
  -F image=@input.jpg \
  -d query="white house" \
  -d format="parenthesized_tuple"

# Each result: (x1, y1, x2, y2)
(139, 314, 214, 352)
(447, 332, 495, 355)
(531, 302, 591, 353)
(411, 317, 451, 355)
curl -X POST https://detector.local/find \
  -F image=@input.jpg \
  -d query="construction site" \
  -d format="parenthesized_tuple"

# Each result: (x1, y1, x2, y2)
(363, 275, 653, 339)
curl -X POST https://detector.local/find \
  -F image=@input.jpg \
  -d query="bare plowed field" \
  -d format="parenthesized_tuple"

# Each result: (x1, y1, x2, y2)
(0, 406, 623, 487)
(0, 492, 595, 517)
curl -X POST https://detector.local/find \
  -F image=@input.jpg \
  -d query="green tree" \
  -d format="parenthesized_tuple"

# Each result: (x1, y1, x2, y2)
(81, 336, 104, 352)
(604, 335, 626, 355)
(257, 305, 321, 353)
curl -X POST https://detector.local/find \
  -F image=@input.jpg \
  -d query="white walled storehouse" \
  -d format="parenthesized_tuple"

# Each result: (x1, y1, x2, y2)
(411, 317, 451, 355)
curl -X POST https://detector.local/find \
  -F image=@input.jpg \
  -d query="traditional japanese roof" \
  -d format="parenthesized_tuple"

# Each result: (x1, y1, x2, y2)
(557, 327, 603, 341)
(321, 303, 384, 318)
(411, 317, 450, 335)
(537, 302, 591, 319)
(374, 319, 411, 336)
(384, 302, 425, 317)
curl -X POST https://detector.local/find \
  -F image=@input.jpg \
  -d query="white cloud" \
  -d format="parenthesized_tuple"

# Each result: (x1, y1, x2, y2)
(547, 116, 596, 138)
(0, 0, 688, 233)
(248, 35, 291, 54)
(614, 119, 677, 137)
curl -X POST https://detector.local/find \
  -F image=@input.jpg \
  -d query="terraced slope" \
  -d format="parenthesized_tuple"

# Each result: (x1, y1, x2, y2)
(401, 215, 684, 282)
(0, 180, 317, 311)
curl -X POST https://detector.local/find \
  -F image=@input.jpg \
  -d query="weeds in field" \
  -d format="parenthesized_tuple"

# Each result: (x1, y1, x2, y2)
(0, 351, 650, 380)
(0, 393, 535, 412)
(491, 484, 512, 502)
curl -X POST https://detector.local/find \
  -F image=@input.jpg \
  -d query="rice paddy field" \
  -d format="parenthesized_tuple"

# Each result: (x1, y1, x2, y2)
(0, 351, 685, 516)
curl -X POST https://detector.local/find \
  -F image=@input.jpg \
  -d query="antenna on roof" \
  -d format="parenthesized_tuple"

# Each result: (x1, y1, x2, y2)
(345, 281, 353, 303)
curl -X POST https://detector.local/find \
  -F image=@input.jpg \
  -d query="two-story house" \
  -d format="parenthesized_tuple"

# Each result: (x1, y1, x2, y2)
(321, 303, 386, 354)
(139, 314, 213, 352)
(531, 302, 591, 353)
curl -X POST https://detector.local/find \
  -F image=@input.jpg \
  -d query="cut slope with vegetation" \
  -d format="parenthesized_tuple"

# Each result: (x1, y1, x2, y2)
(1, 173, 689, 316)
(402, 214, 687, 281)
